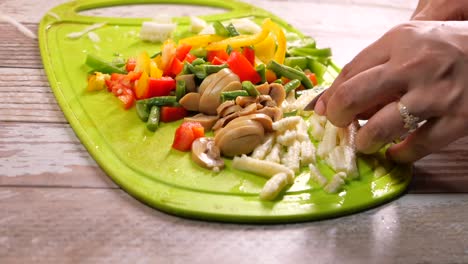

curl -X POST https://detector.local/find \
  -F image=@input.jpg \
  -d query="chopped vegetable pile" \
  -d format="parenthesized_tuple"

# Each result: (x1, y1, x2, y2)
(84, 16, 384, 201)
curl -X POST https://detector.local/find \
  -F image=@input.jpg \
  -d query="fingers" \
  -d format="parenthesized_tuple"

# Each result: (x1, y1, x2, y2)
(355, 102, 408, 154)
(388, 116, 468, 163)
(325, 64, 405, 127)
(314, 35, 391, 116)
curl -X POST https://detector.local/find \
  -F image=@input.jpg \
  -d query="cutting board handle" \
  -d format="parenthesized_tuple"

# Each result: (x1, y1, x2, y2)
(45, 0, 274, 25)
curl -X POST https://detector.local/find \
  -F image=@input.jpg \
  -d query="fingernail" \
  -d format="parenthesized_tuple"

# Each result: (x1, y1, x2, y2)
(314, 99, 326, 116)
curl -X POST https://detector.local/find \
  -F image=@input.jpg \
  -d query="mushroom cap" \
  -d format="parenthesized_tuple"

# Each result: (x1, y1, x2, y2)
(269, 83, 286, 106)
(191, 137, 225, 170)
(176, 74, 197, 93)
(215, 119, 265, 157)
(179, 92, 201, 112)
(183, 113, 219, 131)
(199, 69, 240, 115)
(256, 106, 283, 122)
(229, 113, 274, 132)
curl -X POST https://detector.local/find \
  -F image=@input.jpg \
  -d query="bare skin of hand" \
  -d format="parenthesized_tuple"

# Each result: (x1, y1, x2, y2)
(314, 21, 468, 163)
(411, 0, 468, 20)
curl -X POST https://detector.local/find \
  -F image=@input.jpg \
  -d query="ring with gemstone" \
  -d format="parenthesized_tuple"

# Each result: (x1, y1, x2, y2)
(398, 101, 420, 133)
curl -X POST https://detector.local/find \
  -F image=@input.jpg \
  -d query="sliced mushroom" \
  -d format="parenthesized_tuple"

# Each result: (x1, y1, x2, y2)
(269, 83, 286, 106)
(191, 137, 225, 171)
(220, 104, 243, 117)
(256, 95, 276, 107)
(176, 74, 196, 93)
(256, 82, 270, 95)
(198, 72, 219, 95)
(256, 106, 283, 122)
(199, 69, 240, 115)
(235, 96, 256, 107)
(229, 113, 273, 132)
(212, 112, 240, 131)
(179, 92, 201, 111)
(215, 119, 265, 157)
(238, 103, 258, 116)
(222, 81, 242, 92)
(184, 113, 219, 131)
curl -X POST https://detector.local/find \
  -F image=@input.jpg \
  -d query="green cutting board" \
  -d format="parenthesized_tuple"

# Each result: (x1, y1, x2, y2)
(39, 0, 411, 223)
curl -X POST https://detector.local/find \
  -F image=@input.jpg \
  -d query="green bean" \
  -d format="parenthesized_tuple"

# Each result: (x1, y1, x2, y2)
(242, 81, 260, 96)
(273, 79, 283, 84)
(308, 59, 327, 83)
(255, 64, 266, 83)
(226, 23, 240, 37)
(189, 48, 207, 59)
(288, 47, 332, 58)
(136, 100, 150, 122)
(176, 80, 186, 102)
(189, 64, 228, 79)
(267, 60, 313, 89)
(284, 57, 308, 70)
(142, 96, 178, 108)
(284, 79, 301, 94)
(146, 106, 160, 132)
(150, 51, 162, 58)
(213, 21, 230, 37)
(191, 58, 206, 66)
(85, 54, 126, 74)
(220, 90, 249, 102)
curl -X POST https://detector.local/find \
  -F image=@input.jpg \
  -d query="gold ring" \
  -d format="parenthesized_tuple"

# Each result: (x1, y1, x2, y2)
(398, 101, 420, 132)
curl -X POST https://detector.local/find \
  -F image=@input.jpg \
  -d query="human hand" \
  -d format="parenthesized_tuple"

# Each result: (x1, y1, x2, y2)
(314, 21, 468, 163)
(411, 0, 468, 20)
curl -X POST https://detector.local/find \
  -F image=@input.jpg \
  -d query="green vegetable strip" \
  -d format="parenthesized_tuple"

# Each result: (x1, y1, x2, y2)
(267, 60, 313, 89)
(284, 79, 301, 94)
(213, 21, 230, 37)
(308, 59, 327, 83)
(146, 106, 160, 132)
(136, 100, 150, 122)
(242, 81, 260, 96)
(288, 47, 332, 58)
(220, 90, 249, 102)
(189, 64, 228, 79)
(191, 58, 206, 66)
(255, 64, 266, 83)
(85, 54, 126, 74)
(284, 57, 308, 70)
(176, 80, 186, 102)
(150, 51, 162, 59)
(226, 23, 240, 37)
(141, 96, 178, 108)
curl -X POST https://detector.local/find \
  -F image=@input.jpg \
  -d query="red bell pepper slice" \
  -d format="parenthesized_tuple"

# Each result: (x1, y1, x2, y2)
(306, 73, 318, 86)
(207, 50, 229, 63)
(242, 46, 255, 66)
(117, 88, 135, 109)
(175, 43, 192, 61)
(147, 77, 176, 98)
(161, 106, 188, 123)
(172, 121, 205, 152)
(167, 58, 184, 76)
(227, 51, 261, 84)
(126, 57, 136, 72)
(211, 56, 226, 65)
(184, 53, 197, 63)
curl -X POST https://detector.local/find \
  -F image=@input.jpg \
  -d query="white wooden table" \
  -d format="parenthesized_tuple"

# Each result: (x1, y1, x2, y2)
(1, 0, 468, 263)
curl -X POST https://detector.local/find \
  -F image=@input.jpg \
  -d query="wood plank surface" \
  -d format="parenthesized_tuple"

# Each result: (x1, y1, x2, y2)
(2, 0, 468, 263)
(0, 187, 467, 264)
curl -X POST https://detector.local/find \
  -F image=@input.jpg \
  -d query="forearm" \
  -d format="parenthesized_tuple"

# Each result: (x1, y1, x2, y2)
(411, 0, 468, 21)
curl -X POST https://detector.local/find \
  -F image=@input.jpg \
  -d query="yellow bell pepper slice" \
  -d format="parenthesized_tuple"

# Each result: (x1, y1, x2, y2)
(178, 34, 226, 49)
(254, 35, 275, 64)
(150, 60, 163, 79)
(135, 71, 150, 99)
(266, 20, 287, 64)
(87, 72, 109, 91)
(205, 18, 287, 64)
(134, 51, 151, 74)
